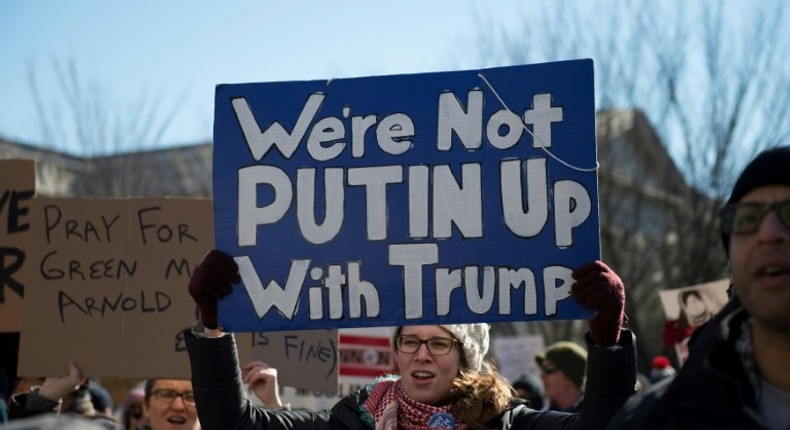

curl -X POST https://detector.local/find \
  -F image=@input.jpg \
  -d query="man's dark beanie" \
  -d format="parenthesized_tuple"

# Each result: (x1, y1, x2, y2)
(535, 341, 587, 389)
(721, 146, 790, 253)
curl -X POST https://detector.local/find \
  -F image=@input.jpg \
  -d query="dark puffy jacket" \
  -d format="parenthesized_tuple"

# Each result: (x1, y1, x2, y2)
(186, 328, 636, 430)
(607, 298, 766, 429)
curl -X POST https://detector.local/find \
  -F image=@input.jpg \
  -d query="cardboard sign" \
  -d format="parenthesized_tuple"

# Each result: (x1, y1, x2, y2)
(492, 334, 545, 384)
(16, 196, 339, 391)
(658, 278, 730, 366)
(213, 60, 599, 332)
(0, 159, 35, 332)
(18, 197, 212, 378)
(236, 329, 339, 393)
(658, 278, 729, 327)
(277, 326, 394, 409)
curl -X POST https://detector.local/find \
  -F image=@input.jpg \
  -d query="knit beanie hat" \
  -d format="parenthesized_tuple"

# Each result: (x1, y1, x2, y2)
(392, 323, 490, 372)
(649, 355, 676, 383)
(535, 341, 588, 389)
(721, 146, 790, 253)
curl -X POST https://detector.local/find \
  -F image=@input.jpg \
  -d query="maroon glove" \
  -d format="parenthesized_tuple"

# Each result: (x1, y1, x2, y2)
(188, 249, 240, 329)
(571, 260, 625, 346)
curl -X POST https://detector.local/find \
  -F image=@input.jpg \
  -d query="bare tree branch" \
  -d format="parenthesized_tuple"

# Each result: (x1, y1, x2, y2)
(27, 57, 189, 196)
(466, 0, 788, 370)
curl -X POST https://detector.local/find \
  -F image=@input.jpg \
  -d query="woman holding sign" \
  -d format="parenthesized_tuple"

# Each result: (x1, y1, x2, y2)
(185, 250, 635, 430)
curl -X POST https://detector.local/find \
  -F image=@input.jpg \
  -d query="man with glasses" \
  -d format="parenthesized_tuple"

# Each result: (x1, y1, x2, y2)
(609, 146, 790, 430)
(142, 379, 199, 430)
(10, 372, 212, 430)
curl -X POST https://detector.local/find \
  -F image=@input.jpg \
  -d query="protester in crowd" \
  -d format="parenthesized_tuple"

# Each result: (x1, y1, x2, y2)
(140, 378, 200, 430)
(6, 361, 119, 429)
(184, 250, 635, 430)
(118, 384, 146, 430)
(608, 145, 790, 429)
(535, 341, 588, 412)
(511, 373, 546, 411)
(6, 364, 202, 430)
(647, 356, 675, 384)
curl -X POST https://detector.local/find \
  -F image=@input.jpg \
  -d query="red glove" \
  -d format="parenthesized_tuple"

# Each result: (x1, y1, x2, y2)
(661, 319, 693, 348)
(188, 249, 240, 329)
(571, 260, 625, 346)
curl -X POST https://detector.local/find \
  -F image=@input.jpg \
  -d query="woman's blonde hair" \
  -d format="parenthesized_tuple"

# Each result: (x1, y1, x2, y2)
(448, 362, 514, 430)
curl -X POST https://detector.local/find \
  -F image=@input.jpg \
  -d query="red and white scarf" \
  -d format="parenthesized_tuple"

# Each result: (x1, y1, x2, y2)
(362, 378, 467, 430)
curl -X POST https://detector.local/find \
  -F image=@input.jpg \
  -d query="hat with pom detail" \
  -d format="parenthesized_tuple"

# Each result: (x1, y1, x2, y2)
(649, 355, 676, 383)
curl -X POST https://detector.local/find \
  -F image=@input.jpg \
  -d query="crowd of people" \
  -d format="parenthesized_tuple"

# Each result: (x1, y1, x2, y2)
(1, 145, 788, 429)
(1, 359, 287, 429)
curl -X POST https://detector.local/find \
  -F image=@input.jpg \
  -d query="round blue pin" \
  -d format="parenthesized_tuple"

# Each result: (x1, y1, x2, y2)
(428, 412, 455, 429)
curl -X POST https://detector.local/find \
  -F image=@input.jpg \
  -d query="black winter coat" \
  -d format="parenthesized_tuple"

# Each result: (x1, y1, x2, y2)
(607, 299, 767, 429)
(185, 328, 636, 430)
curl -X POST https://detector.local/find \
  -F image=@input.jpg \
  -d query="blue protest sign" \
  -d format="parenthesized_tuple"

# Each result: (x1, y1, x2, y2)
(214, 59, 598, 332)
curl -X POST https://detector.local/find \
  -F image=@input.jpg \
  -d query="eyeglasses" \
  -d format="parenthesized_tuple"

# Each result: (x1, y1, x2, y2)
(395, 335, 458, 355)
(151, 389, 196, 406)
(539, 363, 559, 374)
(719, 199, 790, 235)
